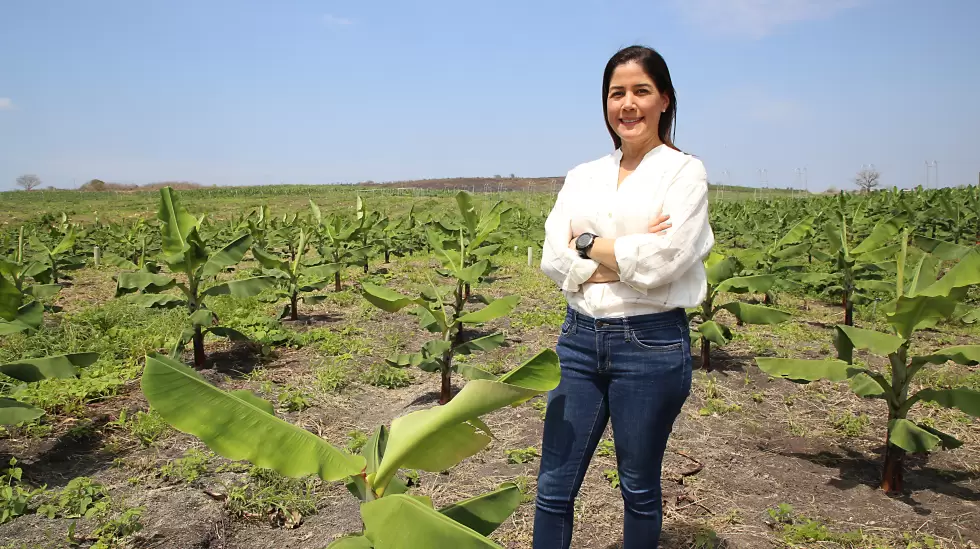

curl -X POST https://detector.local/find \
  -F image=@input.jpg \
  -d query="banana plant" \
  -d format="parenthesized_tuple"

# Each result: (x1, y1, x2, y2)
(361, 192, 519, 404)
(29, 225, 86, 285)
(0, 353, 100, 425)
(140, 348, 560, 548)
(690, 253, 792, 371)
(377, 207, 417, 264)
(0, 245, 62, 335)
(757, 247, 980, 493)
(251, 227, 340, 321)
(102, 218, 159, 273)
(310, 200, 371, 292)
(804, 211, 906, 326)
(355, 196, 383, 274)
(114, 187, 274, 368)
(739, 215, 816, 304)
(430, 192, 511, 300)
(0, 273, 46, 336)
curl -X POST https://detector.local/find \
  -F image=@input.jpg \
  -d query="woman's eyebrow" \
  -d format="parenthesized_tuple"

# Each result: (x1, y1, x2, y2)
(609, 84, 652, 90)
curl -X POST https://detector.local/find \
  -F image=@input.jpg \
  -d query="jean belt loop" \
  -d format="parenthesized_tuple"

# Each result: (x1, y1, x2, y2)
(622, 316, 631, 340)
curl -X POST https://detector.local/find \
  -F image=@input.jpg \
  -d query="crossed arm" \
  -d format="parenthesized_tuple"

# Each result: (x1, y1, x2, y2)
(541, 158, 711, 293)
(568, 214, 671, 283)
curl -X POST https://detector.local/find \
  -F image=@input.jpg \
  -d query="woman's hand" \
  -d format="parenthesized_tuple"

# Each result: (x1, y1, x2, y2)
(586, 263, 619, 283)
(568, 211, 672, 278)
(649, 212, 671, 234)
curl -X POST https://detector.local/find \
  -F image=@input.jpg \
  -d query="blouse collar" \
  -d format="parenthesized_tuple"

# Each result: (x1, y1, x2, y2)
(612, 143, 667, 163)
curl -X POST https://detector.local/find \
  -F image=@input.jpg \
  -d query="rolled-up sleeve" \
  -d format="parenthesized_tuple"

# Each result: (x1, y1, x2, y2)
(540, 171, 599, 292)
(613, 158, 712, 294)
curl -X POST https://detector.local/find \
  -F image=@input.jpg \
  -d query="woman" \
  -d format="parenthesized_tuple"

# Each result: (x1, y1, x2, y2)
(535, 45, 714, 549)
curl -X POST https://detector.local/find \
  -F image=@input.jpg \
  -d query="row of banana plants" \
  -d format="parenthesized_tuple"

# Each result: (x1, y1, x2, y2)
(758, 232, 980, 492)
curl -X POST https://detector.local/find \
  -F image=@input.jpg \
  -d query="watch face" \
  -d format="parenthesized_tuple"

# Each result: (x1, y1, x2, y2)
(575, 233, 593, 249)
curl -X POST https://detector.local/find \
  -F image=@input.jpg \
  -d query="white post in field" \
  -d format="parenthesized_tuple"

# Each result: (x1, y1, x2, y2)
(527, 247, 533, 267)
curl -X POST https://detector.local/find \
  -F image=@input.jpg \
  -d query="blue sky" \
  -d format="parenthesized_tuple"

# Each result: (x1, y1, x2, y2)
(1, 0, 978, 192)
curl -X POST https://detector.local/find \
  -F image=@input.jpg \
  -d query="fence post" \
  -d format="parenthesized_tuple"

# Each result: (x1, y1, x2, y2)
(93, 245, 101, 267)
(527, 247, 533, 267)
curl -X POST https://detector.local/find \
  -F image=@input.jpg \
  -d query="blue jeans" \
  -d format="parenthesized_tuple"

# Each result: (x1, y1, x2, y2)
(534, 306, 692, 549)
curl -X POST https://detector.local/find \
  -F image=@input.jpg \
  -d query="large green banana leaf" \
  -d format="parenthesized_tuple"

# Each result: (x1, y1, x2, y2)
(705, 253, 739, 286)
(717, 302, 791, 325)
(715, 274, 779, 295)
(361, 283, 422, 312)
(756, 358, 865, 382)
(909, 345, 980, 370)
(438, 483, 521, 536)
(696, 320, 731, 346)
(913, 236, 973, 260)
(158, 187, 202, 257)
(0, 274, 20, 321)
(115, 272, 177, 296)
(141, 353, 365, 481)
(888, 419, 961, 452)
(851, 215, 905, 256)
(202, 276, 275, 298)
(360, 494, 504, 549)
(0, 353, 100, 383)
(0, 301, 43, 335)
(912, 388, 980, 418)
(457, 296, 520, 324)
(0, 398, 44, 425)
(371, 349, 559, 492)
(835, 325, 906, 357)
(201, 234, 253, 277)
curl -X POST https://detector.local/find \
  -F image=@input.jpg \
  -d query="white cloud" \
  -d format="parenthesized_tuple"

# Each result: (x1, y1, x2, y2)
(323, 14, 353, 26)
(671, 0, 865, 39)
(0, 98, 13, 111)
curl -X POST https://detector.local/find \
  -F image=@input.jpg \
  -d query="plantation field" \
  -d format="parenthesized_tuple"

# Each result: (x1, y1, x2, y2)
(1, 184, 978, 549)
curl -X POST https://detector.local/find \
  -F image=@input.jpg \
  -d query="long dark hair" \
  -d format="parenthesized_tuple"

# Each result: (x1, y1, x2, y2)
(602, 45, 678, 151)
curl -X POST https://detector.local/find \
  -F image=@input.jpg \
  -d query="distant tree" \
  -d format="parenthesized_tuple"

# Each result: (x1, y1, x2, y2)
(80, 179, 106, 191)
(854, 168, 881, 193)
(509, 173, 515, 178)
(16, 174, 41, 191)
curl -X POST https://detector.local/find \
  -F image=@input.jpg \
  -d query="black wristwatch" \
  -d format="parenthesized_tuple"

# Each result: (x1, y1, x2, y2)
(574, 233, 597, 259)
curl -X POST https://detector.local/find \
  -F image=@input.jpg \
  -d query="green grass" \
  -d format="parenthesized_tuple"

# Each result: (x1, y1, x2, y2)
(223, 466, 320, 527)
(505, 447, 539, 464)
(158, 449, 211, 484)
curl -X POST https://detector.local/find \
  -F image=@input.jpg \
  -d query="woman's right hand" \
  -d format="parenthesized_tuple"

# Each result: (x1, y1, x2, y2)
(649, 211, 671, 235)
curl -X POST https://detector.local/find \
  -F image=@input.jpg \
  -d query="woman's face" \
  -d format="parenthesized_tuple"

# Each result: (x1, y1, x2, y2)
(606, 61, 668, 147)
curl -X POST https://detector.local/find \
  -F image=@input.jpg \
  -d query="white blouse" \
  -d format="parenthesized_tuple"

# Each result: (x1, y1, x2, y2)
(540, 144, 715, 319)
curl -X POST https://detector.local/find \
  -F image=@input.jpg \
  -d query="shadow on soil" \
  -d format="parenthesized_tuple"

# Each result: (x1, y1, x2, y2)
(406, 383, 465, 408)
(2, 426, 116, 490)
(600, 520, 735, 548)
(694, 346, 753, 373)
(282, 312, 346, 326)
(780, 446, 980, 514)
(206, 344, 264, 378)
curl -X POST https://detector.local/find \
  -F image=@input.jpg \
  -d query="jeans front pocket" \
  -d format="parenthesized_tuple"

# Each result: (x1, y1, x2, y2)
(628, 324, 684, 353)
(559, 314, 575, 337)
